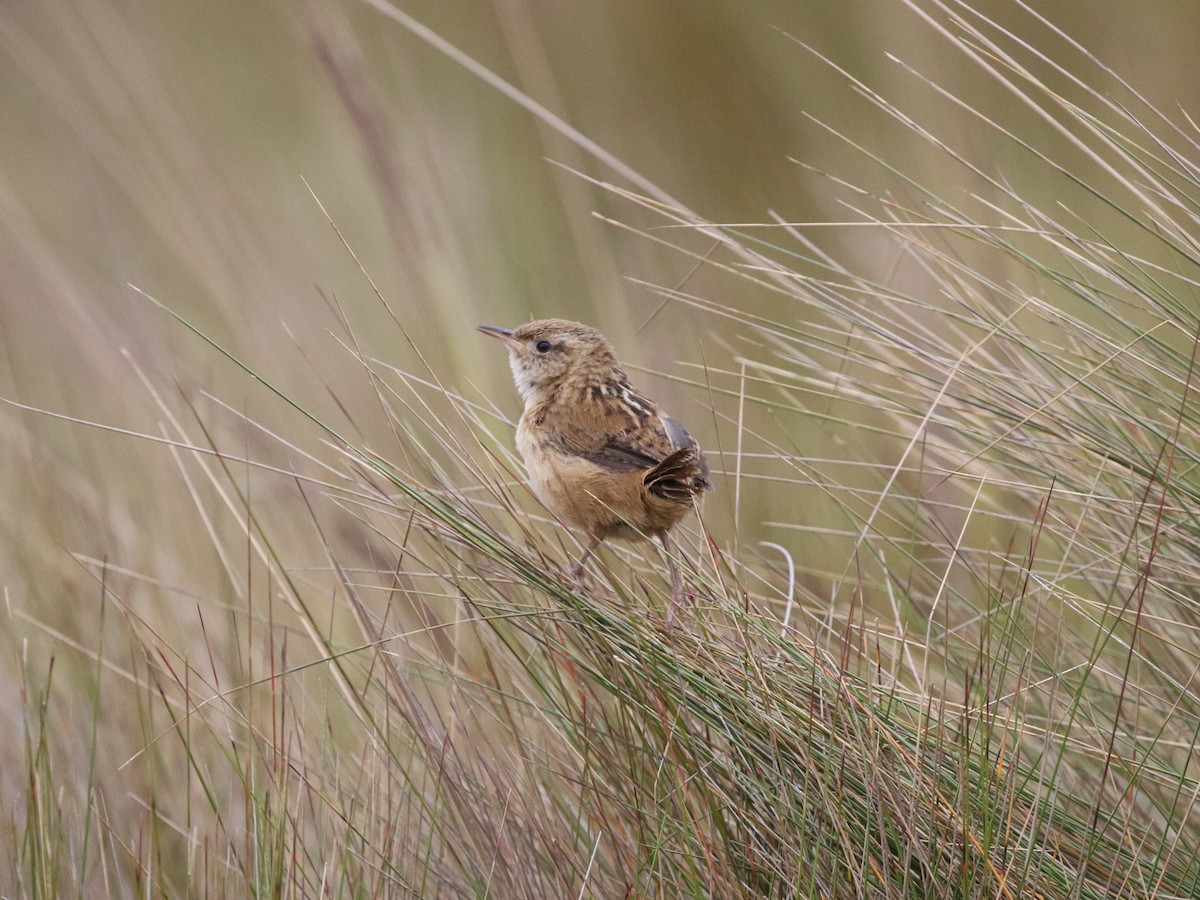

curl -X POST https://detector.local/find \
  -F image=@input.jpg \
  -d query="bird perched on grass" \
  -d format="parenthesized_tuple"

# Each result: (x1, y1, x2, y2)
(479, 318, 712, 604)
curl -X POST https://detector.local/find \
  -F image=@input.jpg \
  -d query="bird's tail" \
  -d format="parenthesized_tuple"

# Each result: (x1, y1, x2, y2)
(644, 448, 711, 503)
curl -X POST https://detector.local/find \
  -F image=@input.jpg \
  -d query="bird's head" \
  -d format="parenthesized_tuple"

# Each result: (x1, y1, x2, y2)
(477, 318, 620, 404)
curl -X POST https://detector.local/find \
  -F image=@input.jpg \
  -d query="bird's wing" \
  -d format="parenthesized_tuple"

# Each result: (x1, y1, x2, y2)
(547, 386, 708, 490)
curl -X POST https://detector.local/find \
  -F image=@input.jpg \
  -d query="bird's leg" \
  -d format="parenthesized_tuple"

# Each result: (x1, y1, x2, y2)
(658, 531, 687, 626)
(569, 535, 602, 582)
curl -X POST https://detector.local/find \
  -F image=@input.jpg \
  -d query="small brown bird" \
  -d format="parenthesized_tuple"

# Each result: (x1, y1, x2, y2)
(479, 318, 711, 600)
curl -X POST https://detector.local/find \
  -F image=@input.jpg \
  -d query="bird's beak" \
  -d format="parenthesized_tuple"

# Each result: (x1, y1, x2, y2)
(477, 324, 519, 349)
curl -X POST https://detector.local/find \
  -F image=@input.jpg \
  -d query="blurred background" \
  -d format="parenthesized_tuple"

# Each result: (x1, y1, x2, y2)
(4, 0, 1199, 586)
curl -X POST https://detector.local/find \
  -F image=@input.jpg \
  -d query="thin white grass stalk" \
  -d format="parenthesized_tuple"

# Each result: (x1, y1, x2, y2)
(759, 542, 796, 638)
(576, 830, 603, 900)
(924, 475, 988, 633)
(881, 553, 923, 689)
(734, 359, 746, 538)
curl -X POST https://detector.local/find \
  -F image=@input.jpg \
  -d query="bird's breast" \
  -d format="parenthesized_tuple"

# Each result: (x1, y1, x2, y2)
(515, 411, 692, 539)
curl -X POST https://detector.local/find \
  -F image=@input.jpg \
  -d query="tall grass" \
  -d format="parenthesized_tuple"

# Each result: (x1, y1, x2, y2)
(4, 0, 1200, 896)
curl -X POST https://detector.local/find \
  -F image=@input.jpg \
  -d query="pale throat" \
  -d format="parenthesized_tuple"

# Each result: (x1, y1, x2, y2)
(508, 354, 541, 407)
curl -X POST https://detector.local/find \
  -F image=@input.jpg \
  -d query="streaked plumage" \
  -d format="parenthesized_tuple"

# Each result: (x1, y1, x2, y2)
(479, 318, 711, 594)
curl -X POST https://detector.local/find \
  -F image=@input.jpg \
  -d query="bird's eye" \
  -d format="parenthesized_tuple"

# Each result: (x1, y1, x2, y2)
(535, 340, 552, 353)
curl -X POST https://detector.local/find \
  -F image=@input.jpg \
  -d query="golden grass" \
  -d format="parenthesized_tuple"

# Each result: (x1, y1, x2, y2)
(4, 0, 1200, 895)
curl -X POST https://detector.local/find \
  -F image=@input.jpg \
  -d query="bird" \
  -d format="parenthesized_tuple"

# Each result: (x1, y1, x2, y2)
(479, 318, 712, 605)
